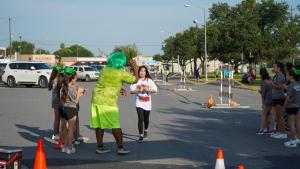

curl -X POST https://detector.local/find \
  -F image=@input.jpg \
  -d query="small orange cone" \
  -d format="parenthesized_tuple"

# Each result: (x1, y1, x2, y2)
(55, 136, 62, 149)
(207, 94, 214, 108)
(237, 165, 245, 169)
(33, 138, 47, 169)
(215, 149, 225, 169)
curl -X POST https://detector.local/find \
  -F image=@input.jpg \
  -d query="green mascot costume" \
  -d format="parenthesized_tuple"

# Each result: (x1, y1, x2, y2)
(90, 52, 138, 155)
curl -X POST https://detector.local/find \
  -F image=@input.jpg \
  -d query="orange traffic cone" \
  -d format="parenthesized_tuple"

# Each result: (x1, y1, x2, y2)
(55, 136, 62, 149)
(215, 149, 225, 169)
(33, 138, 47, 169)
(207, 94, 214, 108)
(237, 165, 245, 169)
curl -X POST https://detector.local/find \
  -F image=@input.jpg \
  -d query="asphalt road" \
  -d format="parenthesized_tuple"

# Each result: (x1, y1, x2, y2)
(0, 81, 299, 169)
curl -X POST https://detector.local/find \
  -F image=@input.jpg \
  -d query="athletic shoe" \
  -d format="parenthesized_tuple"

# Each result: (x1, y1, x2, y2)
(271, 133, 287, 139)
(96, 146, 111, 154)
(144, 131, 148, 139)
(138, 136, 144, 143)
(295, 138, 300, 144)
(66, 147, 76, 154)
(51, 134, 59, 141)
(284, 140, 298, 148)
(266, 130, 276, 135)
(73, 139, 81, 145)
(61, 145, 66, 153)
(256, 129, 267, 135)
(117, 148, 130, 155)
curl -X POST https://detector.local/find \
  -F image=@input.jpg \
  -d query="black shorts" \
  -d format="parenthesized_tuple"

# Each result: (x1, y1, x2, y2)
(272, 99, 285, 106)
(286, 108, 300, 115)
(61, 107, 78, 120)
(58, 106, 65, 119)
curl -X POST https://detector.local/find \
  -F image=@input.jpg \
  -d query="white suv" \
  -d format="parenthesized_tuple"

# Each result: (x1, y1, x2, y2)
(2, 61, 52, 88)
(70, 66, 99, 81)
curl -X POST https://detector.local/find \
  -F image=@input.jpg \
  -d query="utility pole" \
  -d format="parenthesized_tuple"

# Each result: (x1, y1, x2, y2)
(204, 9, 208, 81)
(9, 17, 12, 59)
(18, 36, 22, 60)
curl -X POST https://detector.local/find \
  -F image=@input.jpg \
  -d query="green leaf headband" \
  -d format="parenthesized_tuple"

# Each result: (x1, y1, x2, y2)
(294, 70, 300, 75)
(53, 66, 62, 72)
(64, 67, 76, 76)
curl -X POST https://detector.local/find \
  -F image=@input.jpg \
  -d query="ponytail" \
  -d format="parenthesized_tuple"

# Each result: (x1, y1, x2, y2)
(48, 69, 58, 91)
(61, 73, 76, 103)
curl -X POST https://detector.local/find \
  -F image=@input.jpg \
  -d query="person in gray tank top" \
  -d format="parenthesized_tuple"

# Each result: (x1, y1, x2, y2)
(60, 67, 86, 155)
(283, 70, 300, 147)
(48, 66, 63, 141)
(257, 68, 275, 135)
(269, 62, 287, 139)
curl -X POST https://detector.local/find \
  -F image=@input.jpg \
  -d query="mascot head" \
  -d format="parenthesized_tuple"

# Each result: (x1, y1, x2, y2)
(107, 52, 127, 69)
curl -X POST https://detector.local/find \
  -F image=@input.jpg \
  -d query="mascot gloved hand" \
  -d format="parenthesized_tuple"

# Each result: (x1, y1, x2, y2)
(90, 52, 138, 155)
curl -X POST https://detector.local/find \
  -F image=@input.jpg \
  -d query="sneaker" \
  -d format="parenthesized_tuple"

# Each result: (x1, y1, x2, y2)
(271, 133, 287, 139)
(138, 136, 144, 143)
(295, 138, 300, 144)
(117, 147, 130, 155)
(73, 139, 81, 145)
(65, 146, 76, 154)
(51, 134, 59, 141)
(256, 129, 267, 135)
(96, 146, 111, 154)
(284, 140, 297, 148)
(144, 131, 148, 139)
(61, 145, 66, 153)
(266, 130, 276, 135)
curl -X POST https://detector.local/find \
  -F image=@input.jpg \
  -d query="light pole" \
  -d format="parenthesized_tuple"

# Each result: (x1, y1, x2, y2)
(185, 4, 208, 81)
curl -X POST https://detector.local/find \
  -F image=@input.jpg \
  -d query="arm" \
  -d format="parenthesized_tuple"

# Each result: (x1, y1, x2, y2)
(130, 60, 139, 84)
(76, 87, 85, 104)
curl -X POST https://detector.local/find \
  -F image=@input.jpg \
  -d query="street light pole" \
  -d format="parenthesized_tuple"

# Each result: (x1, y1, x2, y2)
(204, 9, 208, 81)
(185, 4, 208, 81)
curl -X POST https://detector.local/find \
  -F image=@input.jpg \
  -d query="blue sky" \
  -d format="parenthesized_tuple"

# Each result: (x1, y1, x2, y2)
(0, 0, 298, 56)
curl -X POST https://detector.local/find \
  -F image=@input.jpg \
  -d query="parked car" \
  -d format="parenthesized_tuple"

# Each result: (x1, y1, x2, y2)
(70, 66, 99, 81)
(0, 63, 8, 82)
(90, 65, 104, 72)
(1, 61, 52, 88)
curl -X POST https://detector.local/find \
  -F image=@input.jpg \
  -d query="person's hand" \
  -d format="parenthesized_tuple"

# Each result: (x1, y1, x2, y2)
(283, 84, 288, 90)
(144, 86, 150, 92)
(120, 88, 127, 97)
(78, 87, 85, 96)
(130, 59, 138, 70)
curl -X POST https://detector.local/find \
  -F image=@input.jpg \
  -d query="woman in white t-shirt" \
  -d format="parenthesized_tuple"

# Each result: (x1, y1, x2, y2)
(130, 66, 158, 142)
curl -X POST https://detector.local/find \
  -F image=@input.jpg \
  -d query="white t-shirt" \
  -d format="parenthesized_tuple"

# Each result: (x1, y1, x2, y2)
(130, 78, 158, 111)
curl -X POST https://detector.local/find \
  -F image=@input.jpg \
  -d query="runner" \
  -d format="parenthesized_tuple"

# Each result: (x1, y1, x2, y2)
(257, 68, 274, 135)
(269, 62, 287, 139)
(60, 67, 86, 154)
(48, 66, 63, 140)
(130, 65, 158, 142)
(283, 70, 300, 147)
(90, 52, 138, 155)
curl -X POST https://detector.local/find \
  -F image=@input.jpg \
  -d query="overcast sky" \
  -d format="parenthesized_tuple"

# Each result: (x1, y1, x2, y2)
(0, 0, 298, 56)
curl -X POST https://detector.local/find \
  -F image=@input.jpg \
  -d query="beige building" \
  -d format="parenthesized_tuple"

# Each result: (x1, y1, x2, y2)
(0, 47, 6, 58)
(61, 57, 107, 66)
(19, 54, 56, 65)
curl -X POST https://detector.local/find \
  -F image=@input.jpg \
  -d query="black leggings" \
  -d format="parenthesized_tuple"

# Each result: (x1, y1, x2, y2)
(136, 107, 150, 135)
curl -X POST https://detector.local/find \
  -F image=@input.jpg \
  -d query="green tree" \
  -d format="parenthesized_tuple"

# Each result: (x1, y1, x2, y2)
(53, 48, 73, 57)
(53, 44, 94, 57)
(34, 48, 50, 54)
(113, 44, 139, 65)
(7, 40, 35, 55)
